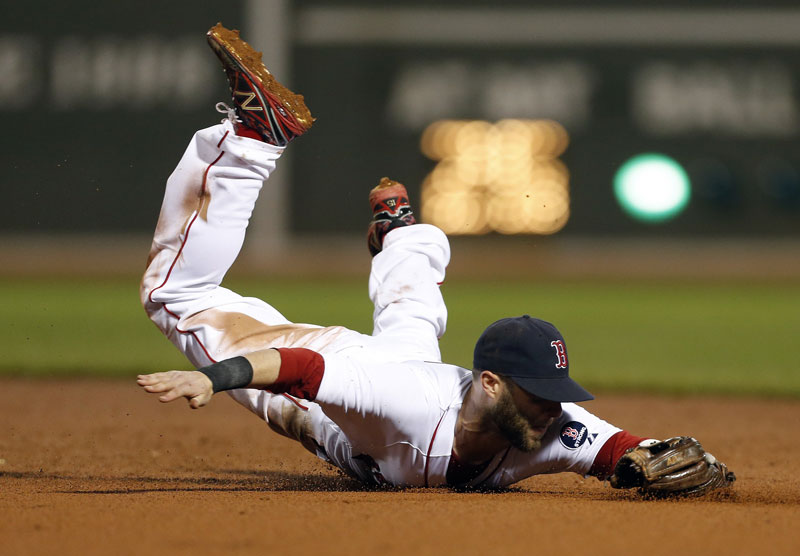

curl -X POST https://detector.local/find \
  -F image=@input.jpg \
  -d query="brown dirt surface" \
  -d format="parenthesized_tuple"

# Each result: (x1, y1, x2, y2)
(1, 378, 798, 556)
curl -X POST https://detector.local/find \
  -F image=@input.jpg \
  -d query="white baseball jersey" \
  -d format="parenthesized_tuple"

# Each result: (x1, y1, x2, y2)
(142, 120, 621, 488)
(313, 356, 620, 487)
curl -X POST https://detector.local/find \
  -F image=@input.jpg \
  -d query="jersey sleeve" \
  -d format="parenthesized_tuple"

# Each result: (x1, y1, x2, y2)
(312, 354, 455, 454)
(488, 403, 623, 487)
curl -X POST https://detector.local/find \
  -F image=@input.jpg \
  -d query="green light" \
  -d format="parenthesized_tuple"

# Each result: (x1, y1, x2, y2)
(613, 153, 691, 222)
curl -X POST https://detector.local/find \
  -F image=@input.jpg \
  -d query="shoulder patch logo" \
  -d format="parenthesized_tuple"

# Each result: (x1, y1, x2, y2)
(559, 421, 589, 449)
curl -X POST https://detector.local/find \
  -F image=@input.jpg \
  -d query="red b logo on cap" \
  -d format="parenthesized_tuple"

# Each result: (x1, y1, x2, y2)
(550, 340, 567, 369)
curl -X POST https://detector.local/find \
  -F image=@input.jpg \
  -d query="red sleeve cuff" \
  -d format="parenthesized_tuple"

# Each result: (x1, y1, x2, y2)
(588, 430, 647, 480)
(270, 348, 325, 401)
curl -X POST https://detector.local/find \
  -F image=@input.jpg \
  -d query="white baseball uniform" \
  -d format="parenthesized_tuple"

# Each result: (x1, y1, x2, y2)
(141, 120, 621, 487)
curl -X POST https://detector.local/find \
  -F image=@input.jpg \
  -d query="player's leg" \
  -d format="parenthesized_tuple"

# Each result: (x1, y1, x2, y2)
(229, 386, 320, 451)
(141, 24, 315, 368)
(141, 120, 295, 364)
(226, 383, 380, 485)
(365, 179, 451, 362)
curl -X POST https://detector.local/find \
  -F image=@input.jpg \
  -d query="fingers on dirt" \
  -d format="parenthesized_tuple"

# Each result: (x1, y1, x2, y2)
(137, 373, 170, 385)
(143, 382, 173, 393)
(159, 389, 184, 403)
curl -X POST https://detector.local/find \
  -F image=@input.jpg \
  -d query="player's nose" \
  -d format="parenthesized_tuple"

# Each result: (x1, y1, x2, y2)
(545, 401, 562, 419)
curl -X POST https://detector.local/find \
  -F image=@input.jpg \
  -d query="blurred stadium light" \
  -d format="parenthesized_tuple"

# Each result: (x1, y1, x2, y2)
(420, 119, 570, 235)
(613, 154, 691, 223)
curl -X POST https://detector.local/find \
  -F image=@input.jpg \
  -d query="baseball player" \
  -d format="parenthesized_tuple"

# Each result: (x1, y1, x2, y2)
(138, 24, 735, 494)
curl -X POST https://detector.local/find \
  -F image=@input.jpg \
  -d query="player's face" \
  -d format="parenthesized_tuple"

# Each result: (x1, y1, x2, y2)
(488, 380, 562, 452)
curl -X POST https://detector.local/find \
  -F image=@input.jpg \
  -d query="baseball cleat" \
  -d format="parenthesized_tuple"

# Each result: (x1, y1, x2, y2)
(367, 177, 417, 256)
(207, 23, 313, 146)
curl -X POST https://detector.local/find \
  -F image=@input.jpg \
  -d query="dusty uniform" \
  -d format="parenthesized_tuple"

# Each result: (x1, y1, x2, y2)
(142, 121, 620, 487)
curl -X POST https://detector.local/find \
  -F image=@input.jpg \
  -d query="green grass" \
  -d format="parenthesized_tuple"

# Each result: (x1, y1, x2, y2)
(1, 276, 798, 397)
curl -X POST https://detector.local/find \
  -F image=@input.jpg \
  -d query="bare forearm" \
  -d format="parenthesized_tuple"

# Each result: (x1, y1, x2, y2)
(243, 348, 282, 386)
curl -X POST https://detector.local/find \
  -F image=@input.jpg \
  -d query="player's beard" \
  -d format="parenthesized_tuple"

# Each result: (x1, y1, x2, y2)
(486, 387, 543, 453)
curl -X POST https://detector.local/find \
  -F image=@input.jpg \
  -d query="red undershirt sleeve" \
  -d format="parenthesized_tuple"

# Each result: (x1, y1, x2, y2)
(588, 430, 647, 480)
(269, 348, 325, 401)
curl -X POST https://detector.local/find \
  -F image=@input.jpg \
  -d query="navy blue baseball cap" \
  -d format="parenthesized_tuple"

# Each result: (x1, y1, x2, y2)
(473, 315, 594, 402)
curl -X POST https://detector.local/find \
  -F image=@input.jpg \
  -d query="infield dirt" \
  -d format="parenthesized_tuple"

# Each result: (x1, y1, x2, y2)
(1, 378, 797, 555)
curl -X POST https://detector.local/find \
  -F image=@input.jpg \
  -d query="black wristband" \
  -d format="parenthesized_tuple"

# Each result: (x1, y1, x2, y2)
(197, 356, 254, 393)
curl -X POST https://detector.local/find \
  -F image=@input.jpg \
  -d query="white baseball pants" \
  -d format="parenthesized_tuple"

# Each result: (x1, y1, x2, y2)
(141, 120, 451, 458)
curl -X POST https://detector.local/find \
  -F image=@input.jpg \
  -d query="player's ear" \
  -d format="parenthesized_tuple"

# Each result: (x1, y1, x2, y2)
(479, 370, 503, 399)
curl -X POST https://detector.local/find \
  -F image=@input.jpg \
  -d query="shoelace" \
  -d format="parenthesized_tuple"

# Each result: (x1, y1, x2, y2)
(215, 102, 240, 124)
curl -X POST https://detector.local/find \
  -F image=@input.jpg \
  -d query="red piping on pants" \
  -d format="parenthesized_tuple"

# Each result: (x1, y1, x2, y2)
(147, 134, 228, 365)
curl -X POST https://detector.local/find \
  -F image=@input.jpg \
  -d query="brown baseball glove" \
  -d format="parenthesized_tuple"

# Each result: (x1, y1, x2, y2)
(609, 436, 736, 497)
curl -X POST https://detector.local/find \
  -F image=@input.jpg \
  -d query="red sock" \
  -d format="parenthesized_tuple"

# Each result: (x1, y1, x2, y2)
(234, 123, 264, 142)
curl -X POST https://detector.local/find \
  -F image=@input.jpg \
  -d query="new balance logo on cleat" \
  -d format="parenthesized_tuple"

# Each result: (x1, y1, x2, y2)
(207, 23, 313, 146)
(235, 90, 263, 111)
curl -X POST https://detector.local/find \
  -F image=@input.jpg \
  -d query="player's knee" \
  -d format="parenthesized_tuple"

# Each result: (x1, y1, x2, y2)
(139, 277, 153, 311)
(139, 270, 172, 322)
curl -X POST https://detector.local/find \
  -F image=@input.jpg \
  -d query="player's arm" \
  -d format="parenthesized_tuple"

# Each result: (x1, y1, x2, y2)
(137, 347, 323, 409)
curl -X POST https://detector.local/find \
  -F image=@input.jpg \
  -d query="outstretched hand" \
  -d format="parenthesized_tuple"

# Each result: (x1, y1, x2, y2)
(137, 371, 214, 409)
